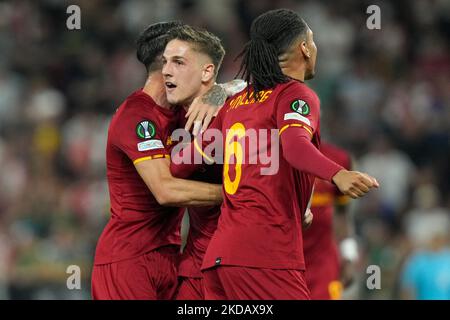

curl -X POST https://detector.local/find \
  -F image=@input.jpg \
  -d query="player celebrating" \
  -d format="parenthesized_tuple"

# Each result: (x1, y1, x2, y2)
(303, 142, 359, 299)
(169, 9, 379, 299)
(161, 25, 225, 300)
(163, 25, 312, 299)
(91, 22, 224, 300)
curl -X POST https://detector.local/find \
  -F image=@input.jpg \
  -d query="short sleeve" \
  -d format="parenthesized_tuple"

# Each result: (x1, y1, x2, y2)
(113, 107, 169, 165)
(276, 82, 320, 139)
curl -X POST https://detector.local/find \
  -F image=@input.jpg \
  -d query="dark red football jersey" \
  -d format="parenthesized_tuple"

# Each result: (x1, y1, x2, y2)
(94, 90, 183, 265)
(172, 111, 222, 279)
(198, 80, 322, 271)
(177, 164, 222, 278)
(303, 142, 351, 299)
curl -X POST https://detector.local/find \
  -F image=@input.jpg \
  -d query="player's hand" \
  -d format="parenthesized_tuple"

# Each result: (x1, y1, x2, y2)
(185, 85, 227, 136)
(302, 208, 313, 229)
(332, 169, 379, 199)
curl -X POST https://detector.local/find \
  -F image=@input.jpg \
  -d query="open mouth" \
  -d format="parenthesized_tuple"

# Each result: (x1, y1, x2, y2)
(165, 82, 177, 90)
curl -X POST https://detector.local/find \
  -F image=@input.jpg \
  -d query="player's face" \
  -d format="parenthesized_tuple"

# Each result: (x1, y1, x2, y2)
(304, 28, 317, 80)
(162, 39, 206, 106)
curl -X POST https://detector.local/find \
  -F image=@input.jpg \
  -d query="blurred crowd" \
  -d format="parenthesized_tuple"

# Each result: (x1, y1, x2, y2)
(0, 0, 448, 299)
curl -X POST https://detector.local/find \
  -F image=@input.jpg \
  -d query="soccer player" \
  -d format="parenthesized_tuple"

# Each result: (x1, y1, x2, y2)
(161, 25, 225, 300)
(164, 25, 310, 300)
(162, 25, 314, 299)
(91, 22, 225, 300)
(303, 142, 358, 300)
(169, 9, 379, 300)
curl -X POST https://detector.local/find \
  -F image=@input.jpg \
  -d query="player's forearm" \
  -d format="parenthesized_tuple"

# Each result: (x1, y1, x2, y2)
(157, 177, 222, 207)
(281, 129, 343, 181)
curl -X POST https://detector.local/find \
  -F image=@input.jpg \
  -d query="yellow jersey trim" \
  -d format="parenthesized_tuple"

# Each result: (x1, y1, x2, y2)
(194, 138, 214, 164)
(279, 123, 313, 138)
(133, 154, 169, 165)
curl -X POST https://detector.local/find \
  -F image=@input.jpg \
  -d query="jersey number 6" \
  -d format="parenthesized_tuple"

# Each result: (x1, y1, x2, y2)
(224, 122, 246, 195)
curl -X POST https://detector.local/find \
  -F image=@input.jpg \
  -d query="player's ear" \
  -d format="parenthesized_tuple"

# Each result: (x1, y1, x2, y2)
(300, 40, 311, 59)
(202, 63, 215, 82)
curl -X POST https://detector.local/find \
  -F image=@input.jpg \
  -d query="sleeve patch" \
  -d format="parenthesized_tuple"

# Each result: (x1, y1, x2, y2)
(291, 99, 310, 115)
(284, 112, 311, 126)
(136, 120, 156, 139)
(137, 139, 164, 151)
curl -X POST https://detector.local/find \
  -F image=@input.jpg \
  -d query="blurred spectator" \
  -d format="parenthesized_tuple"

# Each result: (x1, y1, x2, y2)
(400, 184, 450, 299)
(358, 134, 416, 223)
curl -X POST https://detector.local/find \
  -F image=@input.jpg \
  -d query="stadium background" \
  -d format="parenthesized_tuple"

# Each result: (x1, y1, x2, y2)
(0, 0, 448, 299)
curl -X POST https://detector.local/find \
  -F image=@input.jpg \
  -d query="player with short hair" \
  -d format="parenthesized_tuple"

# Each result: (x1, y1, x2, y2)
(91, 21, 225, 300)
(161, 25, 226, 300)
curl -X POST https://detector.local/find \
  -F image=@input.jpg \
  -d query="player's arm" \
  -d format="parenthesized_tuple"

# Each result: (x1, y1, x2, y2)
(276, 86, 379, 198)
(116, 107, 222, 207)
(280, 125, 378, 199)
(185, 79, 246, 135)
(135, 157, 222, 207)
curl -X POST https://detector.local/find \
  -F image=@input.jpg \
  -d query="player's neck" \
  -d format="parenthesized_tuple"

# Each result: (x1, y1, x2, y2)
(280, 59, 306, 82)
(182, 82, 215, 111)
(142, 72, 173, 110)
(281, 66, 305, 82)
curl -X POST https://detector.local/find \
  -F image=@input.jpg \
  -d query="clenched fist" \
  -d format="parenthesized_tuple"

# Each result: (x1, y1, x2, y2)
(332, 169, 379, 199)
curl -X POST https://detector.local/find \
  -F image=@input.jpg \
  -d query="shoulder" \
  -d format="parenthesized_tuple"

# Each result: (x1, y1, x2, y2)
(115, 90, 162, 121)
(124, 90, 157, 112)
(109, 91, 161, 137)
(278, 80, 317, 96)
(276, 80, 319, 107)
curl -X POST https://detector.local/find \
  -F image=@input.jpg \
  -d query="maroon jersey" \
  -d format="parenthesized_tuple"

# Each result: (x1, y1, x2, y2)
(94, 90, 183, 265)
(178, 164, 222, 278)
(303, 142, 351, 299)
(200, 80, 321, 271)
(173, 112, 222, 279)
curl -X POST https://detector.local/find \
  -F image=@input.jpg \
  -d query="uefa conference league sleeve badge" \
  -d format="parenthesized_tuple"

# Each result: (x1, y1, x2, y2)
(282, 99, 312, 127)
(135, 120, 164, 151)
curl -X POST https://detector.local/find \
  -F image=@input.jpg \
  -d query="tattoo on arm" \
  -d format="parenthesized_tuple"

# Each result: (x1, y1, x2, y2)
(201, 85, 227, 107)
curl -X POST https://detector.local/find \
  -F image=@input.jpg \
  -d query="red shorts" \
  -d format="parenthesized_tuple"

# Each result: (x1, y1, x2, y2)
(202, 266, 310, 300)
(175, 277, 204, 300)
(91, 245, 179, 300)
